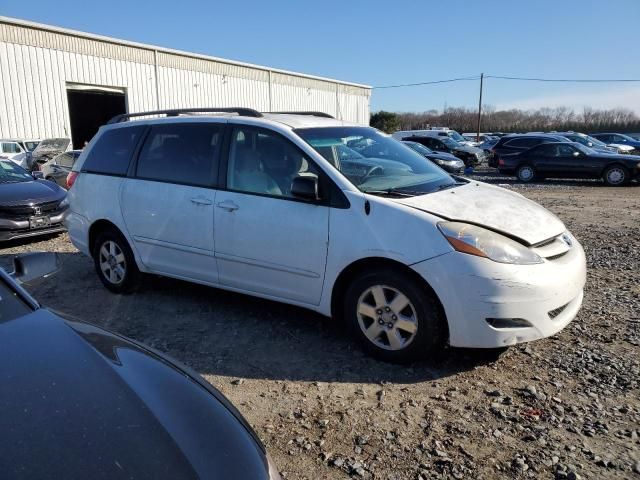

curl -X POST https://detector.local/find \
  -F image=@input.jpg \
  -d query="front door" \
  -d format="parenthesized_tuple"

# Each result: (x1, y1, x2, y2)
(120, 122, 223, 283)
(214, 125, 329, 305)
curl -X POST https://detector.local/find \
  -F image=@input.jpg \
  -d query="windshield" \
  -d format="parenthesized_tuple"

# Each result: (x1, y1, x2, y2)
(0, 160, 33, 183)
(404, 142, 434, 155)
(296, 127, 455, 195)
(440, 137, 460, 148)
(446, 131, 466, 142)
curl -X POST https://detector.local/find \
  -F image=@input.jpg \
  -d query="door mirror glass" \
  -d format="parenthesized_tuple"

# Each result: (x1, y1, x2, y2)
(291, 175, 320, 201)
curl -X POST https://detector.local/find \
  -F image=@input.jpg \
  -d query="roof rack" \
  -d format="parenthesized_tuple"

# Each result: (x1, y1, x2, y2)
(267, 111, 335, 119)
(108, 107, 263, 124)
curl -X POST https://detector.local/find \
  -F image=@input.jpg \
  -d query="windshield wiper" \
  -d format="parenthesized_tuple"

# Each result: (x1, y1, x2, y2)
(362, 188, 422, 197)
(437, 182, 465, 192)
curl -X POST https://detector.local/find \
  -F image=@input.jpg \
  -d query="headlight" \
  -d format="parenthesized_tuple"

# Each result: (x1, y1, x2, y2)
(59, 197, 70, 208)
(438, 222, 543, 265)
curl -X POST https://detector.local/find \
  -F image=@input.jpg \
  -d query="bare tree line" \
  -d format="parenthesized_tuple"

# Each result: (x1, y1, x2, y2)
(391, 106, 640, 133)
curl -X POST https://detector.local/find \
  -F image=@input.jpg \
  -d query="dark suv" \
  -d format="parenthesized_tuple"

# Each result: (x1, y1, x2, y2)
(402, 136, 485, 167)
(489, 134, 568, 168)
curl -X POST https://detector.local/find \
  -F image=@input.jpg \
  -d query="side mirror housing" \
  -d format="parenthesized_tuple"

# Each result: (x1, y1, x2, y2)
(32, 171, 44, 179)
(291, 175, 320, 201)
(11, 252, 61, 284)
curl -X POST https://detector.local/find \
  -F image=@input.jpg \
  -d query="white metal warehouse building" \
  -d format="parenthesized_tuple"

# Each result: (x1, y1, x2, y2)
(0, 16, 371, 148)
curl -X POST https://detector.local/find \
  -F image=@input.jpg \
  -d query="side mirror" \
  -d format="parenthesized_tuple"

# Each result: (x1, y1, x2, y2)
(291, 175, 320, 201)
(10, 252, 61, 284)
(32, 171, 44, 179)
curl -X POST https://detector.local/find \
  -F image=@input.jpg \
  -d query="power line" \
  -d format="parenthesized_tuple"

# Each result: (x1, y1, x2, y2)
(372, 76, 480, 89)
(373, 74, 640, 89)
(486, 75, 640, 83)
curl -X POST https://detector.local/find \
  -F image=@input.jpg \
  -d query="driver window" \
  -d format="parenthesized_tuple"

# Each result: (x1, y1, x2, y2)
(557, 145, 575, 156)
(227, 127, 319, 198)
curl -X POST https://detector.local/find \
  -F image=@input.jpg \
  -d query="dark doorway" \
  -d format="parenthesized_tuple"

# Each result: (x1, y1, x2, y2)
(67, 88, 127, 149)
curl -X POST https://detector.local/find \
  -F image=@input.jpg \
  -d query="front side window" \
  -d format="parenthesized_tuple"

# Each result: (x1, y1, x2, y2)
(0, 160, 33, 183)
(297, 127, 454, 196)
(557, 144, 577, 156)
(227, 127, 320, 198)
(136, 123, 222, 187)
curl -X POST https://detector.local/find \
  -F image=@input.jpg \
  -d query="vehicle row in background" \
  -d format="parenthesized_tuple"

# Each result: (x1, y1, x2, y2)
(391, 129, 485, 166)
(0, 138, 71, 171)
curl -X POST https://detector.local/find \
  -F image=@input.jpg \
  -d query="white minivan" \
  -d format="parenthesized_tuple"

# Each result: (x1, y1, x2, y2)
(64, 109, 586, 363)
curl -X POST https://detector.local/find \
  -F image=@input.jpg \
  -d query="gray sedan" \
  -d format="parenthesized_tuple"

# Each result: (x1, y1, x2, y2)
(40, 150, 82, 188)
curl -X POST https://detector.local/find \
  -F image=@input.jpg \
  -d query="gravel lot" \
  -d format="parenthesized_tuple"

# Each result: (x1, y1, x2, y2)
(2, 173, 639, 479)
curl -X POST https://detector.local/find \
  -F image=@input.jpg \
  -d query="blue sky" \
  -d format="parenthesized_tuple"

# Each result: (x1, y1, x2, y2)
(2, 0, 640, 113)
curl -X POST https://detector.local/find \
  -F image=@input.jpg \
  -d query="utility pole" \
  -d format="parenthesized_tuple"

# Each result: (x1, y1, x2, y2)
(476, 73, 484, 142)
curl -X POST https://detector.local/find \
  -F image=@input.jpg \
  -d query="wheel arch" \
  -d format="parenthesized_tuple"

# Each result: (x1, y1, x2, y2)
(330, 257, 448, 334)
(600, 162, 629, 176)
(88, 219, 126, 254)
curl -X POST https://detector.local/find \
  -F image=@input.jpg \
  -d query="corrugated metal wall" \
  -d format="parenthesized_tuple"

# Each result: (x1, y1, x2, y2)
(0, 19, 371, 141)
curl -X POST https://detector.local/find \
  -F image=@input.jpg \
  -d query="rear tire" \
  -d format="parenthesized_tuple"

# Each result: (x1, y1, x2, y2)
(516, 164, 537, 183)
(92, 228, 140, 294)
(603, 165, 629, 186)
(344, 269, 447, 363)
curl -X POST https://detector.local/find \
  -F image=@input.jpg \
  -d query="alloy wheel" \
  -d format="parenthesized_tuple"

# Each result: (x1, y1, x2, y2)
(99, 240, 127, 285)
(606, 167, 625, 185)
(356, 285, 419, 351)
(518, 166, 534, 181)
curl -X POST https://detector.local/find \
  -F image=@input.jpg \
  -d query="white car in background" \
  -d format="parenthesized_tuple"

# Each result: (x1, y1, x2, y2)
(0, 139, 39, 168)
(65, 109, 586, 363)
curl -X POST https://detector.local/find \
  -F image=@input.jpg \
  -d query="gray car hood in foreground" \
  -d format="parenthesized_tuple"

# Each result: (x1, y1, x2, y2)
(395, 181, 566, 245)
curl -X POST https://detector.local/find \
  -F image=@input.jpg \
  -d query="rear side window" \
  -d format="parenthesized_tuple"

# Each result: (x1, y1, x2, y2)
(136, 123, 223, 187)
(2, 143, 21, 154)
(82, 126, 145, 176)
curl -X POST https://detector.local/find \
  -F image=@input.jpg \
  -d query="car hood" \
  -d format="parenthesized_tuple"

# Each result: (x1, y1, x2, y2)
(427, 152, 462, 162)
(453, 144, 483, 154)
(608, 143, 635, 151)
(0, 179, 65, 206)
(0, 309, 269, 479)
(394, 181, 565, 245)
(31, 138, 70, 159)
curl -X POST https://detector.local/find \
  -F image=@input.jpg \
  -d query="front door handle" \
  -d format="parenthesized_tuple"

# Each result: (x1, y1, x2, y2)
(190, 197, 213, 206)
(216, 200, 239, 212)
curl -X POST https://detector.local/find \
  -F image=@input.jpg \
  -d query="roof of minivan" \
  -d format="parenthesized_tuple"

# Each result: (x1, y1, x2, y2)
(106, 113, 363, 130)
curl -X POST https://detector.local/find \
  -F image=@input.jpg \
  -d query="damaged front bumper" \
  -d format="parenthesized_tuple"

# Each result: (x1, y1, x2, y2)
(411, 239, 587, 348)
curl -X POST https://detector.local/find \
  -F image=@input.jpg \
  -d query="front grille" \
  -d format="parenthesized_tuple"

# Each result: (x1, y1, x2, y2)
(0, 200, 62, 220)
(548, 303, 569, 319)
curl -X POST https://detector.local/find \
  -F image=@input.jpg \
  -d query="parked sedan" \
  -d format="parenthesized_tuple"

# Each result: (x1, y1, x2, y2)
(0, 159, 68, 241)
(402, 140, 465, 173)
(499, 142, 640, 185)
(590, 133, 640, 154)
(0, 252, 280, 480)
(40, 150, 82, 187)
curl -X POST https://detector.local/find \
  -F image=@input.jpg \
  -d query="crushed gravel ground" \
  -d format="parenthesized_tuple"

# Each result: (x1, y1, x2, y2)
(1, 173, 639, 479)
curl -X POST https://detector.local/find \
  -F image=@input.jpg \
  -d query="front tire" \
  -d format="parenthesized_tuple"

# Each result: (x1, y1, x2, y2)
(93, 228, 140, 293)
(516, 164, 536, 183)
(603, 165, 629, 186)
(344, 269, 447, 363)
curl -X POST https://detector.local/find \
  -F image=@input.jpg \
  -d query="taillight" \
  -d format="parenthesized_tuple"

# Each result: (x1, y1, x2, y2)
(66, 171, 79, 189)
(498, 158, 504, 166)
